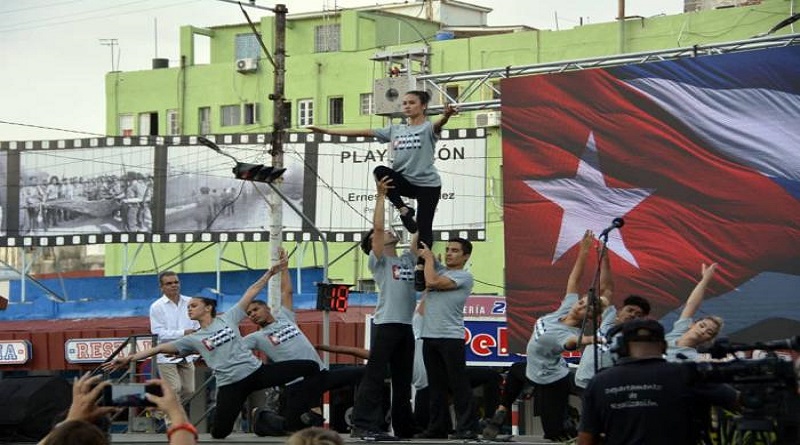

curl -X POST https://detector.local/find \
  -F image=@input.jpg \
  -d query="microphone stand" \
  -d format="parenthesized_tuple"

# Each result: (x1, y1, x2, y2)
(576, 232, 610, 375)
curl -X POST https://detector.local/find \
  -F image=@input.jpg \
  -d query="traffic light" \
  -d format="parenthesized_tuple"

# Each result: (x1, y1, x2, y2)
(232, 162, 286, 183)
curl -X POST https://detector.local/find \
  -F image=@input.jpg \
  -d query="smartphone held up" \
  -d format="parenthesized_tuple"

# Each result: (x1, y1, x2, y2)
(102, 383, 162, 407)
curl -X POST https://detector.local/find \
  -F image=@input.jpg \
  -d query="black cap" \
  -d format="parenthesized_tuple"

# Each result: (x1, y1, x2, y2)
(608, 319, 665, 344)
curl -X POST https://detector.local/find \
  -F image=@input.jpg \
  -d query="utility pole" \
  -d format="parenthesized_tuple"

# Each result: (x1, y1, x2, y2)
(268, 4, 288, 310)
(99, 38, 118, 71)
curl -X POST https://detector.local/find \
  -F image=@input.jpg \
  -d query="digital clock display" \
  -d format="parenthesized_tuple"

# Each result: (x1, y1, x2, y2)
(316, 283, 350, 312)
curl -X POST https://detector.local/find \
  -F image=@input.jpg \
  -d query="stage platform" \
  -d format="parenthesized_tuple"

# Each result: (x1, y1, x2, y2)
(105, 433, 554, 444)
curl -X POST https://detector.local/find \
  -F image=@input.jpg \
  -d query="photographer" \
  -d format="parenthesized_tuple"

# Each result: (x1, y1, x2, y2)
(38, 373, 197, 445)
(578, 319, 738, 445)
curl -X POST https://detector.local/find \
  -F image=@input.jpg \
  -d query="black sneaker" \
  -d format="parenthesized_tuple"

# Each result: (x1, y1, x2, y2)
(482, 410, 507, 440)
(450, 430, 479, 440)
(399, 207, 418, 234)
(300, 410, 325, 427)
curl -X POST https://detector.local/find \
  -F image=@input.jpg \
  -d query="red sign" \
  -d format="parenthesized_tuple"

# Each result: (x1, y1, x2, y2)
(65, 337, 153, 364)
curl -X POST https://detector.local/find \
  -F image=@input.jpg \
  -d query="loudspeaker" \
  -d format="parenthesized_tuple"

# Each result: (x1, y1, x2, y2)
(0, 376, 72, 442)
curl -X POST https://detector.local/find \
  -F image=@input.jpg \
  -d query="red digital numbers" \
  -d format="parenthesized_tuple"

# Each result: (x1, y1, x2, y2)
(316, 283, 350, 312)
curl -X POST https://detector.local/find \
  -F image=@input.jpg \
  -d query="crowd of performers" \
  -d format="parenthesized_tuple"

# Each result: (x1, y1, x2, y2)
(100, 92, 793, 444)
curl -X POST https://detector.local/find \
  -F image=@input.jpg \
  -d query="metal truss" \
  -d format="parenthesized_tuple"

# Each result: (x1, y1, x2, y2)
(420, 32, 800, 113)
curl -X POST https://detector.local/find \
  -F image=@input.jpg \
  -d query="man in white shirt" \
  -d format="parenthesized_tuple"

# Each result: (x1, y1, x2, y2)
(149, 271, 200, 413)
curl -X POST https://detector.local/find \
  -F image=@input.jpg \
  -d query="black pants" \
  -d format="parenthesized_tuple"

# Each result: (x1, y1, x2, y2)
(414, 366, 502, 430)
(212, 360, 320, 439)
(532, 374, 575, 440)
(283, 366, 366, 431)
(373, 165, 441, 248)
(422, 337, 479, 435)
(352, 323, 416, 436)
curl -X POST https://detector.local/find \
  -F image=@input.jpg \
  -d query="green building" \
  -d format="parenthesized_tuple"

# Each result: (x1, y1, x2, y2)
(104, 0, 798, 294)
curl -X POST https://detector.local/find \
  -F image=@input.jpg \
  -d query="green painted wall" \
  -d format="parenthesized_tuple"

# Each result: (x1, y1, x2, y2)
(105, 0, 798, 295)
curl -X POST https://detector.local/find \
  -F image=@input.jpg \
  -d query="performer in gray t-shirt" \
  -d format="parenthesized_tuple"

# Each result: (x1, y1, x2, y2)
(103, 260, 322, 439)
(347, 176, 419, 440)
(308, 92, 457, 250)
(665, 262, 723, 362)
(243, 248, 364, 431)
(483, 230, 609, 442)
(413, 237, 479, 440)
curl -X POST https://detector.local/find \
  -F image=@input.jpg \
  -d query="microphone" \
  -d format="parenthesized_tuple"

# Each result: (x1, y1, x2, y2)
(599, 218, 625, 238)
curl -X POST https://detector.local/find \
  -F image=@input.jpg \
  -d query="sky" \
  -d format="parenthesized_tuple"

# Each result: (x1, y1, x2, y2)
(0, 0, 683, 141)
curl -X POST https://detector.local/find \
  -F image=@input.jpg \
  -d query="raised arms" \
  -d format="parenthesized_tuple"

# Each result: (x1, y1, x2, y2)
(567, 230, 594, 295)
(433, 103, 458, 134)
(237, 260, 285, 312)
(679, 262, 718, 319)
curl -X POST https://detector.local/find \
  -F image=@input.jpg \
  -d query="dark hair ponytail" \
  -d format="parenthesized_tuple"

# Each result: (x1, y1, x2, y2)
(406, 90, 430, 105)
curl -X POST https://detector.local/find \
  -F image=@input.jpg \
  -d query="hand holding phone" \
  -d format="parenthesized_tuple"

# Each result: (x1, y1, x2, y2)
(103, 383, 163, 407)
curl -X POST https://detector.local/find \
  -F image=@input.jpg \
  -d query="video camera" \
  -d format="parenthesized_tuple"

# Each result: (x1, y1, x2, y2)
(691, 336, 799, 443)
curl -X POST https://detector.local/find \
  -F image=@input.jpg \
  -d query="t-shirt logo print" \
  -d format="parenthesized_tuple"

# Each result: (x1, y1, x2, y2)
(266, 323, 301, 346)
(532, 318, 547, 342)
(394, 133, 422, 151)
(201, 327, 236, 351)
(392, 264, 414, 281)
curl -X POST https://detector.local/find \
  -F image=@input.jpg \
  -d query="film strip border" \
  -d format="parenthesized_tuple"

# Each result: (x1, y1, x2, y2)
(0, 128, 486, 150)
(1, 229, 486, 247)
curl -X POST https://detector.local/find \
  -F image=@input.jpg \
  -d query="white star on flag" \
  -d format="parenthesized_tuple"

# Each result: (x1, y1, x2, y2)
(524, 132, 655, 267)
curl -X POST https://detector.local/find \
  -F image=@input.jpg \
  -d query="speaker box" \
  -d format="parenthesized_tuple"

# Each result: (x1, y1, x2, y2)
(0, 376, 72, 442)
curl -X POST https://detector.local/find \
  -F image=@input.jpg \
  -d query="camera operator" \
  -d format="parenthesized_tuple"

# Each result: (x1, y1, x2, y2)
(578, 319, 738, 445)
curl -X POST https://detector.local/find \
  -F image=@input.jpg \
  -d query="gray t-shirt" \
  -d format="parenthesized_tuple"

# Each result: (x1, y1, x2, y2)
(243, 307, 326, 370)
(525, 293, 581, 385)
(373, 121, 441, 187)
(575, 306, 617, 388)
(665, 317, 697, 362)
(420, 266, 474, 339)
(369, 251, 417, 325)
(172, 306, 260, 386)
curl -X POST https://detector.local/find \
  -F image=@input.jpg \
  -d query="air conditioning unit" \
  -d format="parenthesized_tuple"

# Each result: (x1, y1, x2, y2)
(474, 111, 501, 127)
(235, 58, 258, 73)
(372, 76, 440, 116)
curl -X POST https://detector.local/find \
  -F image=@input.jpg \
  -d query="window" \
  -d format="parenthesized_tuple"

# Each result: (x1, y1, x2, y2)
(221, 105, 241, 127)
(166, 109, 180, 135)
(198, 107, 211, 134)
(298, 99, 314, 126)
(118, 114, 134, 137)
(235, 33, 260, 60)
(314, 24, 340, 53)
(244, 103, 260, 125)
(445, 85, 460, 102)
(359, 93, 374, 115)
(139, 112, 158, 136)
(329, 97, 344, 125)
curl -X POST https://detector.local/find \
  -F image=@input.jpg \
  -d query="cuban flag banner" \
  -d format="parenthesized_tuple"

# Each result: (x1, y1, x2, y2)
(502, 45, 800, 350)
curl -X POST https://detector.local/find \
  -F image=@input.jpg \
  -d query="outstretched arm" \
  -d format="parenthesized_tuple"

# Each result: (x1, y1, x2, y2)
(567, 230, 594, 294)
(680, 262, 718, 319)
(101, 342, 179, 372)
(316, 344, 370, 360)
(307, 126, 375, 138)
(278, 248, 292, 310)
(433, 103, 458, 134)
(237, 261, 284, 312)
(371, 176, 394, 259)
(418, 242, 457, 290)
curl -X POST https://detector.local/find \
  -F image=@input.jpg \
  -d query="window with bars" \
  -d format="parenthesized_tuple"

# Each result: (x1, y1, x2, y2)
(235, 33, 260, 60)
(199, 107, 211, 134)
(359, 93, 374, 115)
(329, 97, 344, 125)
(244, 103, 260, 125)
(221, 105, 241, 127)
(314, 24, 340, 53)
(298, 99, 314, 126)
(166, 109, 180, 135)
